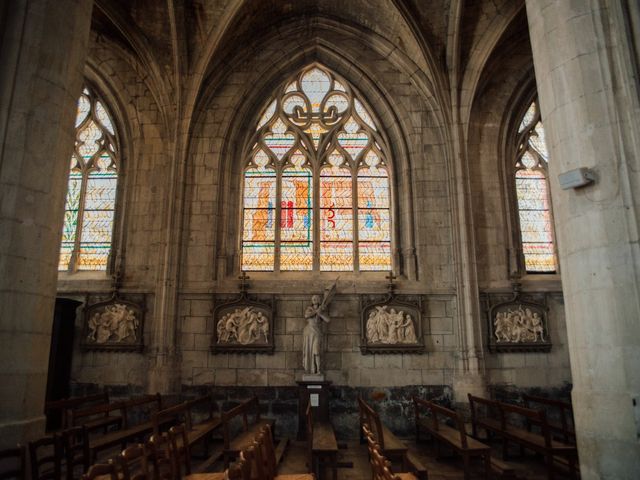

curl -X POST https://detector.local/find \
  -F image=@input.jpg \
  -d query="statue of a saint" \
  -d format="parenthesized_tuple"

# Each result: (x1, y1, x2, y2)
(302, 283, 337, 376)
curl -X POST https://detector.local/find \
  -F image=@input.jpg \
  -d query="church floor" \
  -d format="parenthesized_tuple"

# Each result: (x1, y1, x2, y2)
(272, 440, 561, 480)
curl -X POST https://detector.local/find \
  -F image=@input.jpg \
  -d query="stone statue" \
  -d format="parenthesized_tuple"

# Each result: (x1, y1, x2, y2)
(302, 283, 336, 376)
(216, 307, 269, 345)
(365, 306, 418, 344)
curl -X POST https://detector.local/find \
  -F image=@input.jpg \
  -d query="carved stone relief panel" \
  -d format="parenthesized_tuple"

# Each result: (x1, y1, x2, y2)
(360, 294, 425, 354)
(81, 296, 145, 352)
(486, 287, 552, 353)
(211, 294, 275, 353)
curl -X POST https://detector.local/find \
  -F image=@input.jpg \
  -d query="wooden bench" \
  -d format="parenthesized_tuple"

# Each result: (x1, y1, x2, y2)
(523, 394, 575, 444)
(69, 401, 123, 437)
(152, 395, 223, 468)
(81, 394, 163, 461)
(46, 391, 110, 432)
(414, 397, 490, 480)
(468, 394, 577, 480)
(358, 397, 427, 480)
(305, 403, 337, 480)
(221, 396, 277, 467)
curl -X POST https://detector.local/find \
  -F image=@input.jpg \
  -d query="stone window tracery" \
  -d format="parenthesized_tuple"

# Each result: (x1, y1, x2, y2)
(514, 99, 557, 273)
(59, 86, 119, 272)
(241, 65, 392, 272)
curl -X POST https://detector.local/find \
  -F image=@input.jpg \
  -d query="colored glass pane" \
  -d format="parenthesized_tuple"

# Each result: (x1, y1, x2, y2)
(280, 162, 313, 271)
(242, 65, 392, 272)
(258, 100, 277, 129)
(354, 99, 376, 130)
(338, 118, 368, 160)
(264, 119, 294, 160)
(242, 244, 275, 271)
(300, 68, 330, 111)
(515, 100, 556, 273)
(59, 85, 119, 272)
(516, 169, 555, 272)
(359, 242, 391, 271)
(320, 242, 353, 271)
(95, 100, 114, 134)
(76, 95, 90, 127)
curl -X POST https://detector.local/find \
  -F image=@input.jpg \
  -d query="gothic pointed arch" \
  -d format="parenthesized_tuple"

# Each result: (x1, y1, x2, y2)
(241, 64, 392, 272)
(59, 84, 120, 272)
(512, 97, 558, 274)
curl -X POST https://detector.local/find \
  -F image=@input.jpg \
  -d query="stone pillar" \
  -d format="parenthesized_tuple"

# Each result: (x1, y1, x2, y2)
(526, 1, 640, 477)
(0, 0, 93, 447)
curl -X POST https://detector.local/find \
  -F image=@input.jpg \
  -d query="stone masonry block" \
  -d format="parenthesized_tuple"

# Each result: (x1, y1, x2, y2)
(430, 317, 453, 334)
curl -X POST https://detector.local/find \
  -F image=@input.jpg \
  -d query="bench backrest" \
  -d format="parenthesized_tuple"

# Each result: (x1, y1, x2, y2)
(152, 402, 189, 436)
(185, 395, 216, 427)
(413, 397, 468, 448)
(46, 392, 109, 430)
(121, 394, 163, 428)
(523, 394, 574, 441)
(222, 396, 261, 447)
(70, 402, 123, 428)
(358, 397, 386, 449)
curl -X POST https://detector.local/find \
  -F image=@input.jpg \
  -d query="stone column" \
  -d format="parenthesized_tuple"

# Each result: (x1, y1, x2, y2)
(526, 1, 640, 477)
(0, 0, 93, 447)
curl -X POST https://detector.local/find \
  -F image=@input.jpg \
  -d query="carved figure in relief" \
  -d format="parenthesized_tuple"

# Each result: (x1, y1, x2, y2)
(493, 306, 546, 343)
(302, 283, 337, 375)
(217, 307, 269, 345)
(365, 306, 418, 344)
(87, 303, 139, 344)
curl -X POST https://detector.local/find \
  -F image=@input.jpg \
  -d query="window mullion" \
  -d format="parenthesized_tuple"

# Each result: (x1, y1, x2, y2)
(352, 166, 360, 272)
(313, 161, 320, 271)
(274, 164, 282, 272)
(70, 166, 90, 272)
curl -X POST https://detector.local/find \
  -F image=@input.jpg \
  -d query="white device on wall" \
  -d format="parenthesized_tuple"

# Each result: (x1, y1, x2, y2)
(558, 167, 595, 190)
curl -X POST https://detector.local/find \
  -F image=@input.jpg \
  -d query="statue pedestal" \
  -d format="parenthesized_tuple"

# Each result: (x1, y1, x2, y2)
(296, 379, 332, 441)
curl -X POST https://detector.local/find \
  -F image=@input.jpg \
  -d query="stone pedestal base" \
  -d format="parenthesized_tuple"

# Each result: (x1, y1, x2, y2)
(302, 374, 325, 382)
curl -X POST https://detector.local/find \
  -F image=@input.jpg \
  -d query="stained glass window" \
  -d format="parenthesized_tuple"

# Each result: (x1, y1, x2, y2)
(59, 86, 119, 272)
(515, 100, 556, 273)
(241, 65, 392, 271)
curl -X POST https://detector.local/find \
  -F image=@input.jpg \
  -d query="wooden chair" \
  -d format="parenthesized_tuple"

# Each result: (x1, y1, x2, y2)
(147, 434, 175, 480)
(28, 435, 62, 480)
(251, 430, 312, 480)
(0, 445, 27, 480)
(167, 424, 191, 478)
(116, 444, 150, 480)
(60, 427, 90, 480)
(80, 462, 118, 480)
(362, 428, 416, 480)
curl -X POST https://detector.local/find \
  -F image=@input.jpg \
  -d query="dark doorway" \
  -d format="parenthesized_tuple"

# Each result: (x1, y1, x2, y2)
(45, 298, 81, 431)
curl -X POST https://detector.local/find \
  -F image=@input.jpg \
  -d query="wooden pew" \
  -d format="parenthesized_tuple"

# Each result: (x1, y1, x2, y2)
(523, 394, 575, 444)
(413, 397, 494, 480)
(358, 397, 427, 480)
(221, 396, 278, 468)
(47, 391, 120, 434)
(305, 403, 337, 480)
(468, 394, 578, 480)
(80, 394, 163, 462)
(152, 395, 223, 468)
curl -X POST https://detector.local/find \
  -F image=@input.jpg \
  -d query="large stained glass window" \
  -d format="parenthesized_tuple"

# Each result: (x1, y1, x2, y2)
(515, 100, 557, 273)
(241, 65, 392, 272)
(59, 86, 119, 272)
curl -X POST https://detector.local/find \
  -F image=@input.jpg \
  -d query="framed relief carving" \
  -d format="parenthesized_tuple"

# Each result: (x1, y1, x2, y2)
(360, 294, 425, 354)
(81, 296, 145, 352)
(486, 285, 552, 352)
(211, 294, 275, 354)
